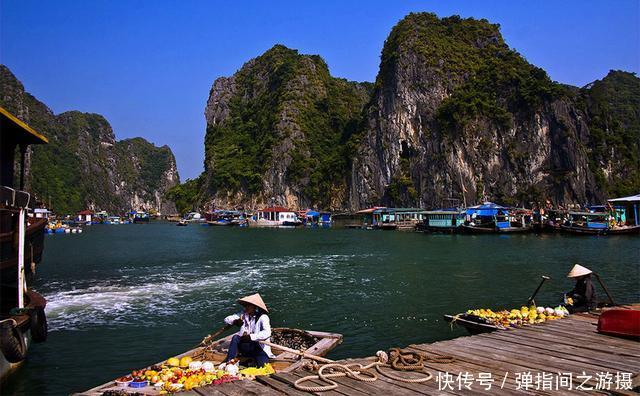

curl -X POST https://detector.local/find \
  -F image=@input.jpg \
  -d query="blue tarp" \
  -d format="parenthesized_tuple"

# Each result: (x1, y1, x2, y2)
(306, 211, 320, 217)
(465, 202, 507, 217)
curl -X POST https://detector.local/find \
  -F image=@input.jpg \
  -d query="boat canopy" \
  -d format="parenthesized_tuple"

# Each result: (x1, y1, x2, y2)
(608, 194, 640, 203)
(356, 207, 386, 214)
(465, 202, 507, 216)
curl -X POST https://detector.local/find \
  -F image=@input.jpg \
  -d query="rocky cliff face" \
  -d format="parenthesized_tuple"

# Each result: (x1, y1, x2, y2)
(191, 13, 639, 211)
(350, 13, 610, 209)
(202, 45, 371, 210)
(0, 65, 180, 214)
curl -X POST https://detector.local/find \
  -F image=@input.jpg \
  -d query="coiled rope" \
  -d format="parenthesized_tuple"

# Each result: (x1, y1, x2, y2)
(294, 348, 454, 392)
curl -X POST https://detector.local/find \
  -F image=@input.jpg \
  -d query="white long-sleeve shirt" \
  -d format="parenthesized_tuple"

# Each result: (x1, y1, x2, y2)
(224, 312, 275, 358)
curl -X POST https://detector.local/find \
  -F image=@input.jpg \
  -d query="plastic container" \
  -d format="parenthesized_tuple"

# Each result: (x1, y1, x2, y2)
(115, 379, 132, 388)
(129, 380, 149, 388)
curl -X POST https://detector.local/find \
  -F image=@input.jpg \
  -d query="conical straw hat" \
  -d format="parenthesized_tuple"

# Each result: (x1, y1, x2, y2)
(567, 264, 592, 278)
(238, 293, 268, 312)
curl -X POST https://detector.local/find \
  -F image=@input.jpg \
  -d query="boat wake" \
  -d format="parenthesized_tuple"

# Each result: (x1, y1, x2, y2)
(43, 254, 375, 331)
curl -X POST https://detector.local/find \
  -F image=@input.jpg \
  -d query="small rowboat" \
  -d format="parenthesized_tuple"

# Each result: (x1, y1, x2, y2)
(77, 328, 342, 395)
(597, 308, 640, 339)
(444, 314, 502, 334)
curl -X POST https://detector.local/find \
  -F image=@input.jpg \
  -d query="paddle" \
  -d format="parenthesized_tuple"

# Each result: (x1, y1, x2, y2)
(199, 324, 232, 347)
(259, 340, 334, 363)
(527, 275, 550, 306)
(594, 273, 616, 306)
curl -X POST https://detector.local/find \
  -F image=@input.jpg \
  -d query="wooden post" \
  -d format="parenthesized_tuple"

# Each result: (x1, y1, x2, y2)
(18, 208, 26, 309)
(19, 145, 27, 191)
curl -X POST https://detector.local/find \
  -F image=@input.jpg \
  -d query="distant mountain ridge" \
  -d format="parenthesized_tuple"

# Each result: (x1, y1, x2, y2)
(0, 65, 180, 214)
(182, 13, 638, 212)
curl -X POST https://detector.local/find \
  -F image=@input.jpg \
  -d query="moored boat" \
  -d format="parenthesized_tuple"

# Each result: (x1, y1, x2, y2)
(560, 211, 611, 235)
(78, 327, 342, 395)
(206, 210, 247, 226)
(461, 202, 532, 233)
(0, 107, 49, 380)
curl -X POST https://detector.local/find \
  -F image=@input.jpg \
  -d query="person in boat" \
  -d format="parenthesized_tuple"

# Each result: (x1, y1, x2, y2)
(565, 264, 597, 313)
(223, 293, 274, 367)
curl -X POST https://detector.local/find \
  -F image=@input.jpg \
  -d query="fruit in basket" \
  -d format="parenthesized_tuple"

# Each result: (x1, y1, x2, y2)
(179, 356, 192, 368)
(167, 357, 180, 367)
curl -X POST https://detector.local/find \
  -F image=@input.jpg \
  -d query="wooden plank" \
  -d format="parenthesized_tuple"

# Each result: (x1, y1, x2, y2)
(194, 386, 229, 396)
(405, 346, 561, 396)
(213, 380, 283, 396)
(411, 343, 605, 394)
(256, 375, 311, 396)
(510, 325, 640, 355)
(285, 369, 372, 396)
(450, 340, 613, 391)
(461, 334, 636, 375)
(488, 331, 640, 371)
(409, 344, 577, 396)
(272, 371, 350, 396)
(334, 357, 462, 396)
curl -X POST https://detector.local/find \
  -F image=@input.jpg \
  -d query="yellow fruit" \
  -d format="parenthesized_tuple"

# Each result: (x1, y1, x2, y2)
(167, 357, 180, 367)
(180, 356, 192, 368)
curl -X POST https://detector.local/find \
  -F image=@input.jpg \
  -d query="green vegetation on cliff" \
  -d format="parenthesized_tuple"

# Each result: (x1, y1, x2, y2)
(204, 45, 371, 207)
(582, 71, 640, 196)
(0, 65, 179, 213)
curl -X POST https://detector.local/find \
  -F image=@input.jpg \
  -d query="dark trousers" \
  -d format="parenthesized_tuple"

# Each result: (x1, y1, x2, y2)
(225, 335, 269, 367)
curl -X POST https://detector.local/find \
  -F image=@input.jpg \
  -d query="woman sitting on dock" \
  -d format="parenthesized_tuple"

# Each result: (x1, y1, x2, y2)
(223, 293, 274, 367)
(565, 264, 597, 313)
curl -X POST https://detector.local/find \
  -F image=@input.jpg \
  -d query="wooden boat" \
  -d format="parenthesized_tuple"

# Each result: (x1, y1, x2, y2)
(597, 308, 640, 339)
(460, 224, 532, 234)
(176, 219, 188, 226)
(1, 107, 49, 380)
(78, 327, 342, 395)
(444, 314, 502, 334)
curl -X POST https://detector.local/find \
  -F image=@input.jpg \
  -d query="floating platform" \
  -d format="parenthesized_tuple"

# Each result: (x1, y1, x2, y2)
(79, 310, 639, 395)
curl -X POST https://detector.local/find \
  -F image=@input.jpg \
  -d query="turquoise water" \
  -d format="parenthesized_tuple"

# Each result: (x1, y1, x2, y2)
(3, 223, 639, 395)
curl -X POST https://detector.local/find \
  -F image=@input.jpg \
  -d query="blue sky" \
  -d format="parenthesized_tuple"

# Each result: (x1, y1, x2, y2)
(2, 1, 639, 180)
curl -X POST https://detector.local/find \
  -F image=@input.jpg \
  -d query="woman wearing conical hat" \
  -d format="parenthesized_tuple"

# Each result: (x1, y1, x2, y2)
(223, 293, 274, 367)
(565, 264, 597, 313)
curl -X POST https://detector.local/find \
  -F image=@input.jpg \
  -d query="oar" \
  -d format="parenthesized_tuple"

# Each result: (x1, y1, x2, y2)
(527, 275, 550, 306)
(259, 340, 334, 363)
(199, 324, 232, 346)
(594, 273, 616, 306)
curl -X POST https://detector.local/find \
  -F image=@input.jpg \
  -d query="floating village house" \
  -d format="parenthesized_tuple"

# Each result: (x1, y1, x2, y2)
(608, 194, 640, 227)
(372, 207, 425, 230)
(76, 210, 94, 224)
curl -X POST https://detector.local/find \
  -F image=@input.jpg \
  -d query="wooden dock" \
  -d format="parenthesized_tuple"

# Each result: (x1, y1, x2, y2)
(171, 312, 638, 395)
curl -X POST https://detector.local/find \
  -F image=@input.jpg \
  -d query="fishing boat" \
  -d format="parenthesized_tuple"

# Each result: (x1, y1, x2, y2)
(206, 210, 247, 226)
(78, 327, 342, 395)
(461, 202, 532, 233)
(416, 209, 465, 233)
(560, 210, 613, 235)
(0, 107, 49, 380)
(130, 211, 150, 223)
(249, 206, 302, 227)
(104, 216, 122, 225)
(443, 313, 502, 334)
